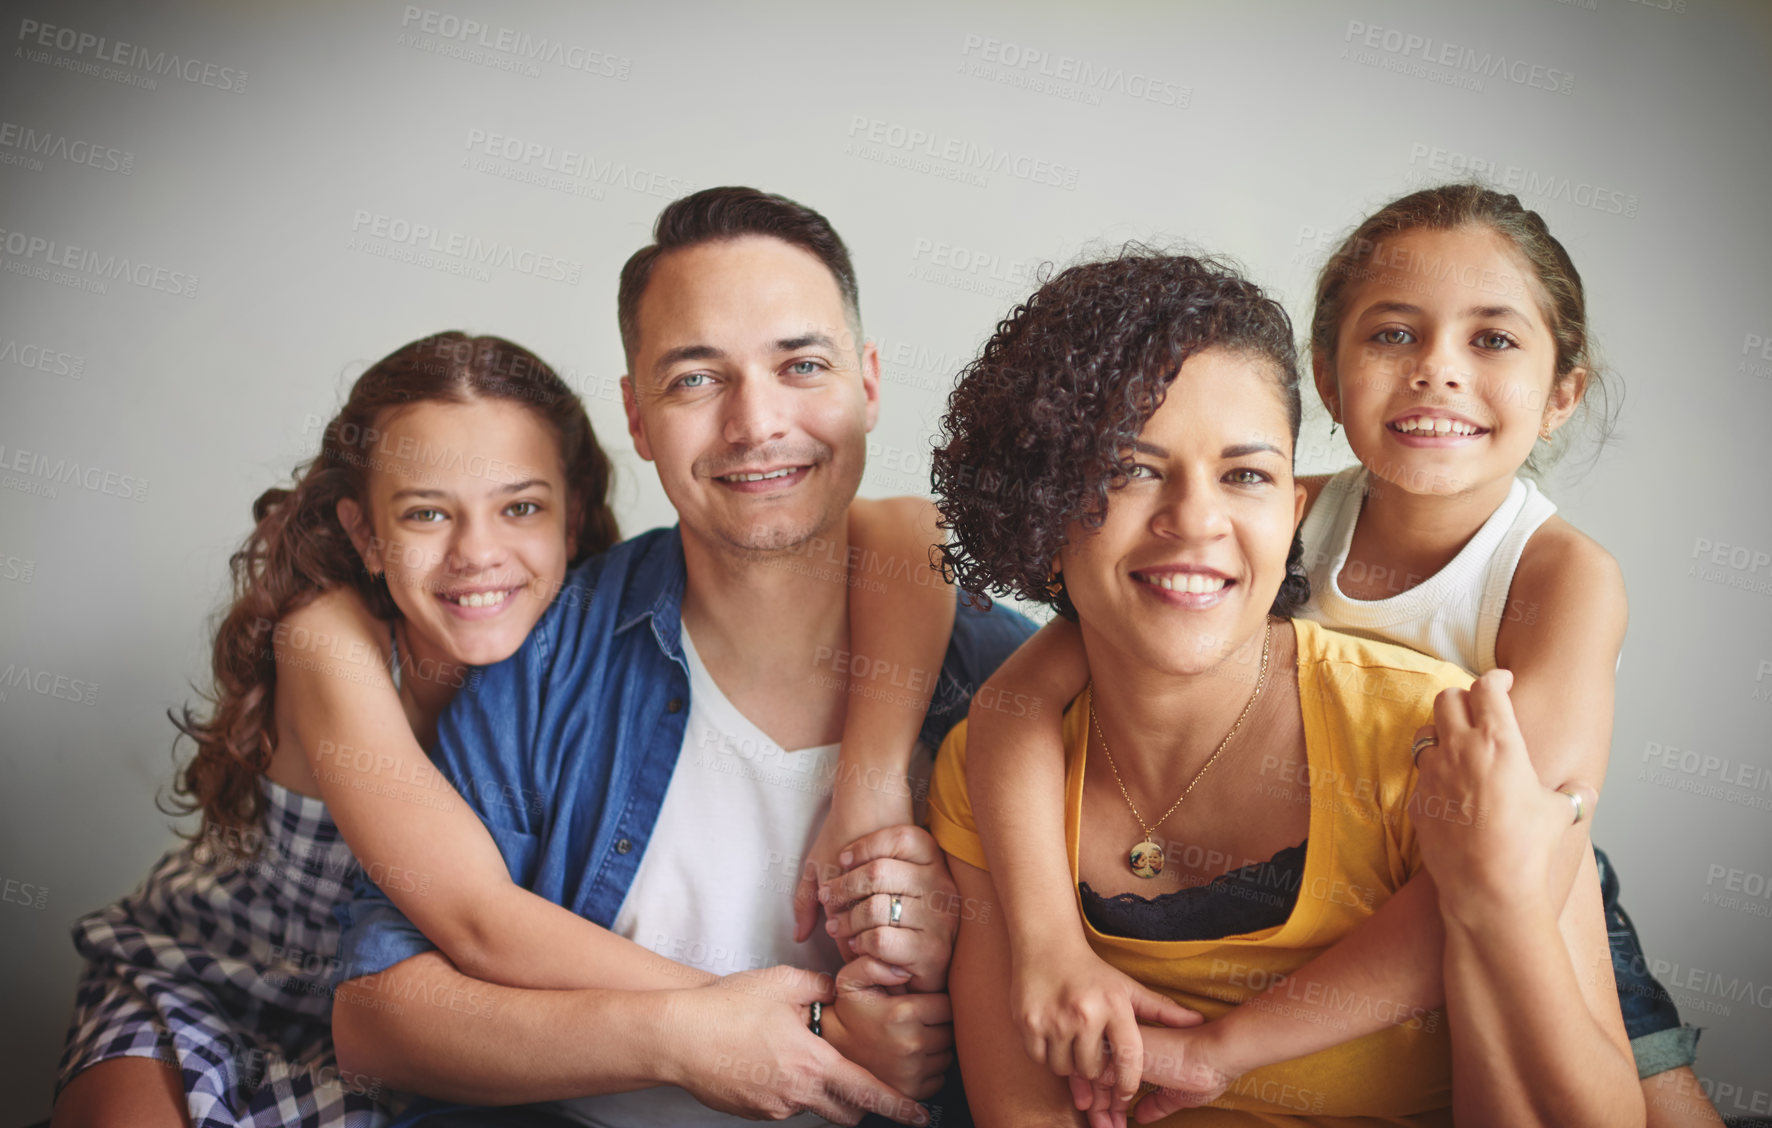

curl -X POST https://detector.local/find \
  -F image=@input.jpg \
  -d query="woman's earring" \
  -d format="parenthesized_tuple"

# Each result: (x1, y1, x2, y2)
(1329, 420, 1340, 438)
(1539, 423, 1553, 441)
(1044, 571, 1064, 599)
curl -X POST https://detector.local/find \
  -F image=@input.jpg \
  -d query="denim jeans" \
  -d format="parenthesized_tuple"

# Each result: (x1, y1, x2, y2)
(1596, 846, 1702, 1077)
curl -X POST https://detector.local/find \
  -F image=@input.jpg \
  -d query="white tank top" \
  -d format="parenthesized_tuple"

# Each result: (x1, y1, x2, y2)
(1296, 466, 1557, 675)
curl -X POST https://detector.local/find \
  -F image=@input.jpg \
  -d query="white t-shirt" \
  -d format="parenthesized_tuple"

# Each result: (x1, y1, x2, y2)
(546, 623, 845, 1127)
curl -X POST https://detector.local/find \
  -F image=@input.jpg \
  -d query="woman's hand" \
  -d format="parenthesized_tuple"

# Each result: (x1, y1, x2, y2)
(821, 824, 959, 993)
(1016, 950, 1204, 1112)
(795, 779, 916, 943)
(1410, 669, 1599, 922)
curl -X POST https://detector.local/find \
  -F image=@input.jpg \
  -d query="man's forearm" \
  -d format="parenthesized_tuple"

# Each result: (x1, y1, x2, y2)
(333, 950, 687, 1105)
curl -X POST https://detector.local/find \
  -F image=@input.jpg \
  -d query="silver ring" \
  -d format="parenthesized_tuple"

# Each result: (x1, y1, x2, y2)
(1557, 787, 1586, 825)
(888, 894, 903, 926)
(1411, 735, 1438, 765)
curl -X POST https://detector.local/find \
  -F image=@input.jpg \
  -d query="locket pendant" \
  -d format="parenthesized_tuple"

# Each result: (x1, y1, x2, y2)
(1128, 838, 1165, 879)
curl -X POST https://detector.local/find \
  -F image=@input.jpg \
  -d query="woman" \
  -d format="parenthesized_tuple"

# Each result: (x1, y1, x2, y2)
(924, 251, 1635, 1125)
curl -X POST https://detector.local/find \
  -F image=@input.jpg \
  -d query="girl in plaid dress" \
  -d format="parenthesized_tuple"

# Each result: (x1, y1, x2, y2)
(53, 333, 622, 1127)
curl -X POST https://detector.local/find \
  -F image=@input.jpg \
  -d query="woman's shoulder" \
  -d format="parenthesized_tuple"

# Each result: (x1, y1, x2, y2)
(1294, 618, 1473, 715)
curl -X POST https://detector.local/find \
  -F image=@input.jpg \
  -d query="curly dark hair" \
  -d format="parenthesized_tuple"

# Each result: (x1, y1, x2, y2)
(932, 247, 1310, 621)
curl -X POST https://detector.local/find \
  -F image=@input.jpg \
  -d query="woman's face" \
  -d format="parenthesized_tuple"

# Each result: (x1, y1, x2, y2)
(1055, 347, 1305, 676)
(340, 397, 574, 668)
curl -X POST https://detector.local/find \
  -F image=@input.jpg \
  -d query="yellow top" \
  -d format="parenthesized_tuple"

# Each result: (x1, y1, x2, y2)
(931, 617, 1473, 1126)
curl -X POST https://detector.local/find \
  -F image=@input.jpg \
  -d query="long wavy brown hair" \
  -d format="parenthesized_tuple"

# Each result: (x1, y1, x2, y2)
(165, 332, 620, 845)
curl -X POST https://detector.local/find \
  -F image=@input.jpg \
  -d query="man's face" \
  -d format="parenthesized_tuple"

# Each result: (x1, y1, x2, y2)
(622, 235, 880, 555)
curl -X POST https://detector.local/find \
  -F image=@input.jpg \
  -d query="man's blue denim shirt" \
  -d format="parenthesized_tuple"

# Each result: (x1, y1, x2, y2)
(336, 525, 1035, 981)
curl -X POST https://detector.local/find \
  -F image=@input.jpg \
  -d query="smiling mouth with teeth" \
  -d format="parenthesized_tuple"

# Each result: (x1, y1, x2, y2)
(718, 466, 804, 483)
(1390, 416, 1485, 436)
(1136, 572, 1229, 594)
(443, 588, 516, 608)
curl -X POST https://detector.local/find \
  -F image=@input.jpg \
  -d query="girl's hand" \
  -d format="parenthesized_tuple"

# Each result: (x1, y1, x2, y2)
(1014, 950, 1202, 1110)
(1410, 669, 1599, 921)
(793, 778, 916, 942)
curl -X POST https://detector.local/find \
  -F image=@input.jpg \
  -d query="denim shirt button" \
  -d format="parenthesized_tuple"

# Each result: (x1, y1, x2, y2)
(615, 838, 632, 854)
(666, 698, 683, 713)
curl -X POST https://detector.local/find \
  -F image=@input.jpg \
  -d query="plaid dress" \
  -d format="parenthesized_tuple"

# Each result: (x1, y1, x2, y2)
(57, 778, 396, 1126)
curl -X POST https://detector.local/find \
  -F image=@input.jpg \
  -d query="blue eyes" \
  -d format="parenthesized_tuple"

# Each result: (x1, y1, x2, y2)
(673, 360, 826, 389)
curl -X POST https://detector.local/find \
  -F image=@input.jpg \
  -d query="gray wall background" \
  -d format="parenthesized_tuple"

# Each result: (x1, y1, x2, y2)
(3, 0, 1769, 1118)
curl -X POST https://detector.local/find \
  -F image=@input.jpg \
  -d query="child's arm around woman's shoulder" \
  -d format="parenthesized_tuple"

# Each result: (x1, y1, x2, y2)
(275, 588, 711, 991)
(793, 496, 957, 950)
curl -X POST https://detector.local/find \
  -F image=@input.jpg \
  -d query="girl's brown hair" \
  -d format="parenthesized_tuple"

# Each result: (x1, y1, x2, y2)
(1310, 183, 1616, 473)
(165, 332, 619, 845)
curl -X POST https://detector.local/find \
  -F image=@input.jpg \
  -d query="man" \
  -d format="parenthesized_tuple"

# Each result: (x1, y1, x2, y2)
(331, 186, 1033, 1126)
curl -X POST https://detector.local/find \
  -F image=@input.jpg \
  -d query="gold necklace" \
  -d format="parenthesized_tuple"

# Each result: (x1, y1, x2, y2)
(1089, 620, 1272, 879)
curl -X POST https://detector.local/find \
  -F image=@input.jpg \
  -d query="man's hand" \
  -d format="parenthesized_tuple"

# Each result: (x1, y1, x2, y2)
(823, 955, 955, 1103)
(795, 780, 916, 942)
(822, 824, 959, 992)
(668, 965, 929, 1126)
